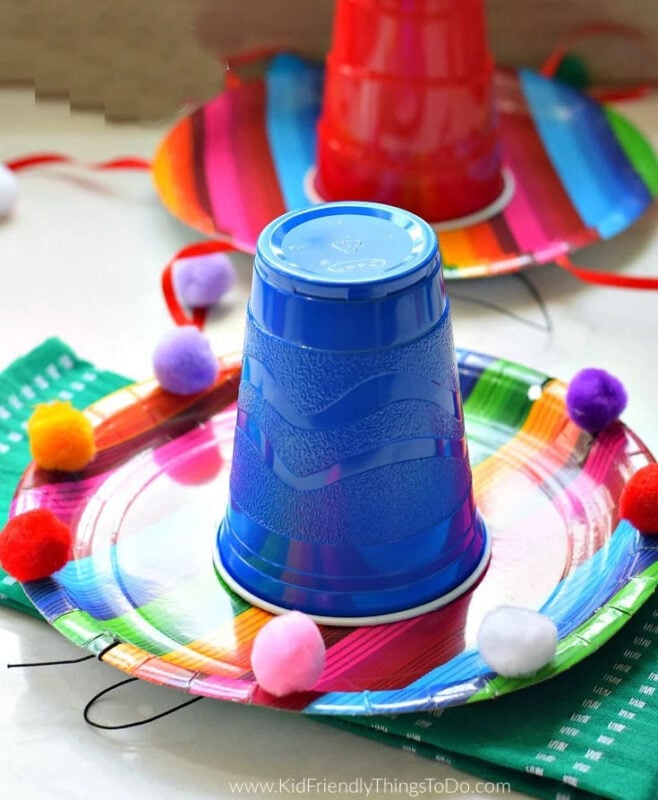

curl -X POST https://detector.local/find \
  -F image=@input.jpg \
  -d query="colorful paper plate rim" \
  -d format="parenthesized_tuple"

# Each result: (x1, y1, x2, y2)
(152, 53, 658, 279)
(11, 351, 658, 715)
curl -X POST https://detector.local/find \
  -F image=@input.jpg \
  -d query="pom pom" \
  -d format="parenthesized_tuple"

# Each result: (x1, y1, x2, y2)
(173, 252, 235, 308)
(555, 54, 590, 90)
(0, 163, 17, 220)
(153, 326, 218, 395)
(477, 605, 558, 678)
(27, 401, 96, 472)
(251, 611, 326, 696)
(619, 463, 658, 535)
(565, 368, 627, 434)
(0, 509, 71, 582)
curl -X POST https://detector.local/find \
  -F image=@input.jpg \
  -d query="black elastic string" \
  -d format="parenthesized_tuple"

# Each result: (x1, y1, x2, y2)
(513, 271, 554, 334)
(7, 641, 120, 669)
(449, 271, 554, 334)
(96, 642, 121, 661)
(83, 676, 203, 730)
(7, 653, 95, 668)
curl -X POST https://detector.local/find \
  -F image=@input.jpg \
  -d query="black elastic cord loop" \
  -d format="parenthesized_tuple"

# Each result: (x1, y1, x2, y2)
(7, 653, 95, 669)
(96, 642, 121, 661)
(83, 676, 203, 730)
(514, 271, 554, 334)
(7, 640, 120, 669)
(449, 271, 553, 335)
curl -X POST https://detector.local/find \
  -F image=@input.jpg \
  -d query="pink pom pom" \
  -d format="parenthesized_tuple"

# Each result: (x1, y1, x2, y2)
(251, 611, 326, 696)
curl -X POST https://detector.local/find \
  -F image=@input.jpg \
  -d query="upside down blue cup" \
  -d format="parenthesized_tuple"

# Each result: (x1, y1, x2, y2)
(215, 202, 490, 624)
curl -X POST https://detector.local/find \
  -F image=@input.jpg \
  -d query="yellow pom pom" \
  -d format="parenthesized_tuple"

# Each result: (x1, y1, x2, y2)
(27, 401, 96, 472)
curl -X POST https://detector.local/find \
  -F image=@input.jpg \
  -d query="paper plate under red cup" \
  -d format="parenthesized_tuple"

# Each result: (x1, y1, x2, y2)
(152, 53, 658, 280)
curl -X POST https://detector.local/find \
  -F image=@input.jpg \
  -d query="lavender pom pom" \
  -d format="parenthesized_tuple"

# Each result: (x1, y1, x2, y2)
(0, 164, 17, 220)
(566, 368, 627, 434)
(153, 326, 218, 395)
(173, 252, 235, 308)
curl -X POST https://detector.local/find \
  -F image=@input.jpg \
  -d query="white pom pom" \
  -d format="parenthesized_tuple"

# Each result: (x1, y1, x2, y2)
(477, 605, 558, 678)
(0, 164, 17, 220)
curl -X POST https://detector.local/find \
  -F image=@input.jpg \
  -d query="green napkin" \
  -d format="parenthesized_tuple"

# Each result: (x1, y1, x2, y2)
(325, 587, 658, 800)
(1, 340, 656, 800)
(0, 338, 130, 616)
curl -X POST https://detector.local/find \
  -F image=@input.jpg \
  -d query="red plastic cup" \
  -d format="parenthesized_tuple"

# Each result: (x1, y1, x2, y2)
(315, 0, 504, 222)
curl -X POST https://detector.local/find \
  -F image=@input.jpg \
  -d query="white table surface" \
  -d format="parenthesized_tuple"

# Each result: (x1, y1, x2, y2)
(0, 86, 657, 800)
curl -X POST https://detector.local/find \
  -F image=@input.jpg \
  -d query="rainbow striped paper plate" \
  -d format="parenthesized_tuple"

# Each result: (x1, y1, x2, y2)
(153, 53, 658, 280)
(11, 351, 658, 715)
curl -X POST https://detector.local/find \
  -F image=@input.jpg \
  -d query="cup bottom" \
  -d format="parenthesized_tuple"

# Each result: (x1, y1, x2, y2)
(213, 520, 491, 627)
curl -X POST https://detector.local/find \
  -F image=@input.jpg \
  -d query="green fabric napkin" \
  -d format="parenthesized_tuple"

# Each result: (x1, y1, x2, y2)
(0, 338, 131, 616)
(324, 587, 658, 800)
(1, 340, 656, 800)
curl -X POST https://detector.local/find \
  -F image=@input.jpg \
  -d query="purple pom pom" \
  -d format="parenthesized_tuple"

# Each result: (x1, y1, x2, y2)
(566, 368, 627, 434)
(153, 326, 218, 395)
(173, 252, 235, 308)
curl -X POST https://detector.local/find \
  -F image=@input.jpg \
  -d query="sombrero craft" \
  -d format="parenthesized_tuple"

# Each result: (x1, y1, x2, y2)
(9, 202, 658, 715)
(153, 52, 658, 280)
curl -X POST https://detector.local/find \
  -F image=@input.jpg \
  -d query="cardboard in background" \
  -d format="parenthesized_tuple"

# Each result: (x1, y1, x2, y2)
(0, 0, 656, 122)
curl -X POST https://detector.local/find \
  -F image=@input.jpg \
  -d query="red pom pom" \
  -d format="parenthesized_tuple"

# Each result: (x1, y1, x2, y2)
(0, 509, 72, 582)
(619, 464, 658, 535)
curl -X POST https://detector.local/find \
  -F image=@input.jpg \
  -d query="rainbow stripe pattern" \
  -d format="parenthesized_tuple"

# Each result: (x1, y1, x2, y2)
(152, 54, 658, 279)
(11, 351, 658, 714)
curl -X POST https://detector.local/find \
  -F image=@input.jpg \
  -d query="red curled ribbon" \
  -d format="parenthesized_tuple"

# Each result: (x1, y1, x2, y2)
(540, 21, 654, 102)
(554, 255, 658, 290)
(5, 153, 151, 172)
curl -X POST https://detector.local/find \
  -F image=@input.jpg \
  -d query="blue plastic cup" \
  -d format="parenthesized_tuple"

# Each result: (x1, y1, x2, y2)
(215, 202, 489, 624)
